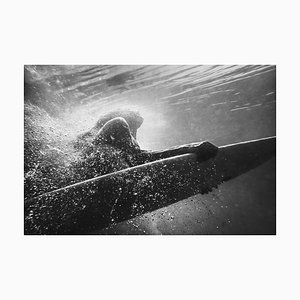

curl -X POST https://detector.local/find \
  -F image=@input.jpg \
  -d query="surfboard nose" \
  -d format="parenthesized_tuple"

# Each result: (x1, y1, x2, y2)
(218, 136, 276, 181)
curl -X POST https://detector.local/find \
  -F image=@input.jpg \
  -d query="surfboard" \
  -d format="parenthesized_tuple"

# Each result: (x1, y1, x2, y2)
(24, 136, 276, 234)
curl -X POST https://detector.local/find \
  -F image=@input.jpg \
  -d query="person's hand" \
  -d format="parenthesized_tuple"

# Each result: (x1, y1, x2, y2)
(195, 141, 219, 162)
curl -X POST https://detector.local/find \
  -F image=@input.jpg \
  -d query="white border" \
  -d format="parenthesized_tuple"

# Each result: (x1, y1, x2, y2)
(1, 1, 299, 299)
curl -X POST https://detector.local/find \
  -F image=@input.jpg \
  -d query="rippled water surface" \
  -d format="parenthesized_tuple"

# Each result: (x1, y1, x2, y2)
(24, 65, 276, 234)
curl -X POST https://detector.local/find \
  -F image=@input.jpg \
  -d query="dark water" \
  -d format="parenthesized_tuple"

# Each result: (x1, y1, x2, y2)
(24, 65, 276, 234)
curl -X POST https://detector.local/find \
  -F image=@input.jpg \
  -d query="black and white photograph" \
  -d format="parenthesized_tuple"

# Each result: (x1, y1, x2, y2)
(2, 1, 299, 299)
(24, 65, 276, 235)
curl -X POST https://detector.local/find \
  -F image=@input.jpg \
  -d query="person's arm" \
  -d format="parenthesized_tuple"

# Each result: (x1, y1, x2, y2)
(135, 141, 218, 165)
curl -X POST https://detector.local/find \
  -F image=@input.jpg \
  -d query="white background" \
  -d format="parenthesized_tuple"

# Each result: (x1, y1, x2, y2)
(1, 0, 299, 299)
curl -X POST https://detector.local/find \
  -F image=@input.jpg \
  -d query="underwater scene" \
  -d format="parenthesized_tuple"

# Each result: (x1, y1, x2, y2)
(24, 65, 276, 234)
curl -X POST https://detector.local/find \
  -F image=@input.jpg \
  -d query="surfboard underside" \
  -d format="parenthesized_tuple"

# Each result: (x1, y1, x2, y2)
(24, 137, 276, 234)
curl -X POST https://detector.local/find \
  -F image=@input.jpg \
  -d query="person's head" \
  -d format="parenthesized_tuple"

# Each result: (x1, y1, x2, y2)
(94, 117, 140, 151)
(95, 109, 144, 138)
